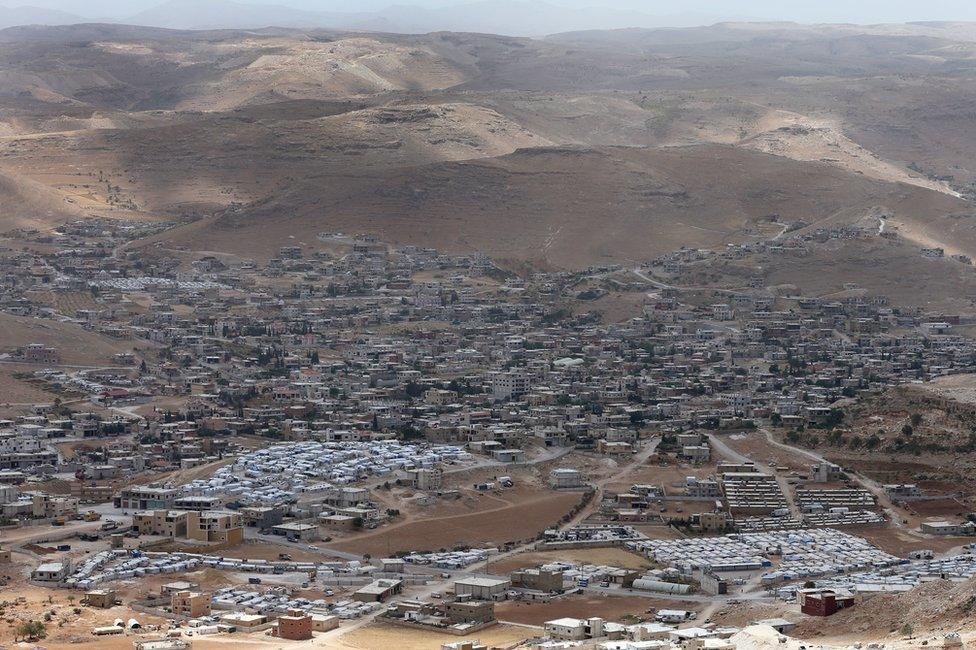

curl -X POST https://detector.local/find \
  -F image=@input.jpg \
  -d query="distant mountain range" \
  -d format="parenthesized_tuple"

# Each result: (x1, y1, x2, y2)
(0, 4, 83, 28)
(0, 0, 733, 36)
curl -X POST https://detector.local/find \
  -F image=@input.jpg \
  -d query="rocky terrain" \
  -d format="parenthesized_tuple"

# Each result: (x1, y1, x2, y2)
(3, 22, 976, 298)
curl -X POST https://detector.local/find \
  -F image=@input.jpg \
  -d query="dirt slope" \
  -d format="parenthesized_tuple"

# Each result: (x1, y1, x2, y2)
(0, 166, 86, 230)
(793, 578, 976, 638)
(141, 144, 969, 267)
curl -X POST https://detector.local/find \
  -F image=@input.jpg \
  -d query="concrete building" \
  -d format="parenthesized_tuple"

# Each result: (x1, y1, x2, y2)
(133, 510, 188, 537)
(271, 521, 319, 541)
(511, 568, 564, 592)
(353, 579, 402, 602)
(115, 486, 178, 510)
(799, 590, 855, 617)
(454, 577, 511, 600)
(32, 560, 70, 582)
(23, 344, 59, 364)
(219, 612, 267, 629)
(442, 642, 488, 650)
(548, 468, 583, 489)
(31, 493, 79, 518)
(412, 467, 443, 491)
(185, 510, 244, 544)
(171, 590, 211, 618)
(277, 609, 313, 640)
(311, 614, 340, 632)
(239, 505, 284, 528)
(544, 617, 608, 641)
(490, 370, 529, 401)
(681, 445, 711, 463)
(173, 495, 223, 511)
(444, 600, 495, 624)
(545, 617, 587, 641)
(490, 448, 525, 463)
(921, 520, 976, 536)
(82, 589, 118, 608)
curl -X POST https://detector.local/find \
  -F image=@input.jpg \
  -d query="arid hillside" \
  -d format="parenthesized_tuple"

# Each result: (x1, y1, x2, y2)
(138, 144, 969, 266)
(1, 22, 976, 282)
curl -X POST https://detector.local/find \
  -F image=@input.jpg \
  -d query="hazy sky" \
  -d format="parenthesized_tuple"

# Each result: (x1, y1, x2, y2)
(11, 0, 976, 25)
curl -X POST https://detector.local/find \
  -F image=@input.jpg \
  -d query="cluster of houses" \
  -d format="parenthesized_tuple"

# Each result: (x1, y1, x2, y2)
(5, 218, 976, 645)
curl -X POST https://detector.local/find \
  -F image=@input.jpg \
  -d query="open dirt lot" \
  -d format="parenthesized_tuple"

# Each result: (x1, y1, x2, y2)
(607, 457, 720, 495)
(855, 525, 972, 556)
(905, 498, 970, 517)
(337, 621, 533, 650)
(328, 491, 583, 556)
(0, 580, 169, 649)
(0, 313, 141, 366)
(495, 594, 701, 626)
(0, 367, 58, 407)
(724, 432, 811, 473)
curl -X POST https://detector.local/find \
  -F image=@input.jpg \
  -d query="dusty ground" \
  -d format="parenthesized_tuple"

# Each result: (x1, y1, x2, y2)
(723, 432, 811, 474)
(336, 621, 533, 650)
(0, 313, 143, 366)
(854, 525, 971, 556)
(495, 594, 700, 626)
(328, 490, 583, 556)
(916, 374, 976, 406)
(0, 366, 59, 408)
(606, 457, 720, 495)
(0, 580, 169, 649)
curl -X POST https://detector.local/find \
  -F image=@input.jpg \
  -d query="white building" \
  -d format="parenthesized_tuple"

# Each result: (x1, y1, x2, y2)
(490, 370, 529, 401)
(549, 468, 584, 489)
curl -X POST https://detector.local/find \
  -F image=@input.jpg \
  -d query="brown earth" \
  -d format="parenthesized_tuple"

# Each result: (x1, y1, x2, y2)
(0, 313, 143, 366)
(327, 490, 583, 556)
(2, 25, 976, 296)
(791, 578, 976, 639)
(495, 595, 700, 626)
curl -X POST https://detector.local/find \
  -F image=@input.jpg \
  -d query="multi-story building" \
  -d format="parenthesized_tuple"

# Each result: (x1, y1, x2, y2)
(171, 590, 210, 618)
(115, 486, 178, 510)
(133, 510, 188, 537)
(185, 510, 244, 544)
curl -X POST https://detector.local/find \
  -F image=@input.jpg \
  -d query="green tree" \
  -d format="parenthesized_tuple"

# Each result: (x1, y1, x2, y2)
(16, 621, 45, 641)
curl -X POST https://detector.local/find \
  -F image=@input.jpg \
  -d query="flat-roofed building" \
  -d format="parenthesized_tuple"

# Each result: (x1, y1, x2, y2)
(511, 567, 564, 592)
(548, 468, 583, 489)
(454, 576, 511, 601)
(277, 609, 312, 640)
(173, 495, 223, 511)
(32, 560, 69, 582)
(171, 590, 210, 618)
(271, 521, 319, 541)
(133, 510, 188, 537)
(353, 579, 402, 602)
(444, 600, 495, 624)
(82, 589, 117, 608)
(219, 612, 267, 629)
(185, 510, 243, 544)
(115, 486, 178, 510)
